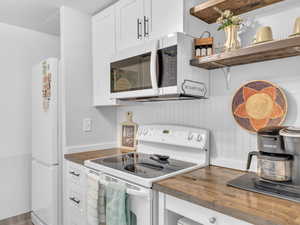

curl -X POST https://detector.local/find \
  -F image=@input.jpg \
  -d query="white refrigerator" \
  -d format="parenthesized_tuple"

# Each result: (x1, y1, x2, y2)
(31, 58, 62, 225)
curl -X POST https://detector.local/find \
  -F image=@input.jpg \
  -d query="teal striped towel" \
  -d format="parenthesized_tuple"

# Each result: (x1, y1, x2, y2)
(106, 182, 131, 225)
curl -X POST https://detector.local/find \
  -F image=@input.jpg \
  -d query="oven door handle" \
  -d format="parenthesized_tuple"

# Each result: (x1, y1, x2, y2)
(150, 40, 159, 95)
(99, 175, 152, 200)
(127, 188, 152, 200)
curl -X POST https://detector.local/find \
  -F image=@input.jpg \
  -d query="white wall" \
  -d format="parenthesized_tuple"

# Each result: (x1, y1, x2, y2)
(0, 23, 59, 220)
(60, 6, 117, 149)
(117, 2, 300, 170)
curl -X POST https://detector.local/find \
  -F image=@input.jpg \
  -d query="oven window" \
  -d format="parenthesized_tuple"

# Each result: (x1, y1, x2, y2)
(157, 45, 177, 88)
(111, 53, 152, 93)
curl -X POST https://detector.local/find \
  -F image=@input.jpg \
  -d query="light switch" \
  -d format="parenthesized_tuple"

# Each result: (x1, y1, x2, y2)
(83, 118, 92, 132)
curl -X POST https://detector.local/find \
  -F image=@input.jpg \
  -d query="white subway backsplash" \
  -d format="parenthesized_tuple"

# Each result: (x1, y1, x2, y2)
(117, 56, 300, 170)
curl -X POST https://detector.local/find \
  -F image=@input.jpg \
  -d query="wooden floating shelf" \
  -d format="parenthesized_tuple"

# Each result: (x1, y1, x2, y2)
(190, 0, 284, 24)
(190, 36, 300, 70)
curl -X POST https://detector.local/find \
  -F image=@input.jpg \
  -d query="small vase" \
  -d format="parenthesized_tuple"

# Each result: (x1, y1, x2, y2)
(224, 25, 241, 52)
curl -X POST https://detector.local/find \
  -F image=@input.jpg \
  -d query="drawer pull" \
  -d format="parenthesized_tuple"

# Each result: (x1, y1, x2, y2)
(69, 197, 80, 204)
(69, 171, 80, 177)
(209, 217, 216, 224)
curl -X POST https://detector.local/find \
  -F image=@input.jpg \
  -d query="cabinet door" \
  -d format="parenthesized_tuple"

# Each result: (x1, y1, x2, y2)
(92, 6, 117, 106)
(144, 0, 182, 41)
(116, 0, 143, 51)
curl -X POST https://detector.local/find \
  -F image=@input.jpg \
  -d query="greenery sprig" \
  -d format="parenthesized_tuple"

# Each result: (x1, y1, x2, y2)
(215, 8, 243, 31)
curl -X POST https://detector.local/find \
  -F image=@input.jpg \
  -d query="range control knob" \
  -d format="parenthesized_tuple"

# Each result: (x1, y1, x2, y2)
(138, 129, 143, 136)
(187, 133, 194, 141)
(209, 217, 216, 224)
(143, 129, 149, 135)
(197, 134, 203, 142)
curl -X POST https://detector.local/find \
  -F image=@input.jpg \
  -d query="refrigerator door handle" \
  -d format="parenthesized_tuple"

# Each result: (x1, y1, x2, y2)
(32, 158, 59, 167)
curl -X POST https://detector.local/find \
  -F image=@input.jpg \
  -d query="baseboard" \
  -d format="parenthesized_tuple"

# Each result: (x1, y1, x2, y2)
(0, 212, 31, 225)
(64, 142, 117, 154)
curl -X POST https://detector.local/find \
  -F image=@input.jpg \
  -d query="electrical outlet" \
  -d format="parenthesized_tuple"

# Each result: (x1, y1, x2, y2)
(83, 118, 92, 132)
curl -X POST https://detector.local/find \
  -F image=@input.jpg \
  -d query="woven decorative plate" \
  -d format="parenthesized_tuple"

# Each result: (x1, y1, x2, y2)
(232, 80, 288, 132)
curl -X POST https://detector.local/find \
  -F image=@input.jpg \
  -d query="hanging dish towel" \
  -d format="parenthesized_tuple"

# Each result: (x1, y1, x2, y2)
(87, 173, 99, 225)
(106, 182, 131, 225)
(98, 182, 106, 225)
(86, 173, 106, 225)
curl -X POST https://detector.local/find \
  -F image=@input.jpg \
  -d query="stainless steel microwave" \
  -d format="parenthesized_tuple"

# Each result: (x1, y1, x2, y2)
(110, 33, 209, 101)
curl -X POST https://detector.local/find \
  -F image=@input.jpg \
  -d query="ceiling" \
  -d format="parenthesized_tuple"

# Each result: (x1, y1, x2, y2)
(0, 0, 118, 36)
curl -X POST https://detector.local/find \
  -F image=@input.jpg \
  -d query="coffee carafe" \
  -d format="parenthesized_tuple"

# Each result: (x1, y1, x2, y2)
(247, 126, 294, 182)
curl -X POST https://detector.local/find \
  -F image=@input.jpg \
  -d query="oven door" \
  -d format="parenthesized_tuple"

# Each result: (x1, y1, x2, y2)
(100, 174, 153, 225)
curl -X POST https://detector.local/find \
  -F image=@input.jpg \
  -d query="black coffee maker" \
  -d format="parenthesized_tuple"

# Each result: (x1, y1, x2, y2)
(247, 126, 300, 197)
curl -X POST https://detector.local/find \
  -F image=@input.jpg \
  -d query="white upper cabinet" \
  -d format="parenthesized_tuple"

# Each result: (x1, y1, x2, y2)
(92, 5, 117, 106)
(144, 0, 182, 41)
(115, 0, 143, 51)
(115, 0, 207, 51)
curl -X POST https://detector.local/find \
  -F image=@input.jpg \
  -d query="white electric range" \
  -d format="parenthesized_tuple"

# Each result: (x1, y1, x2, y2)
(85, 124, 209, 225)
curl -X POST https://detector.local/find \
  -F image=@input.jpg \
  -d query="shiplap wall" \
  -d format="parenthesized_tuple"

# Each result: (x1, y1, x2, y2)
(117, 2, 300, 170)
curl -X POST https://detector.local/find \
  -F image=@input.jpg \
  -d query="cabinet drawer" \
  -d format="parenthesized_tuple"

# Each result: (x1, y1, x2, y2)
(67, 162, 83, 184)
(68, 202, 85, 225)
(165, 195, 252, 225)
(68, 188, 84, 212)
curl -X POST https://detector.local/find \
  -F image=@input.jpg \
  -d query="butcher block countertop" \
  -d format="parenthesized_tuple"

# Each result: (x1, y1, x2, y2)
(64, 148, 132, 165)
(153, 166, 300, 225)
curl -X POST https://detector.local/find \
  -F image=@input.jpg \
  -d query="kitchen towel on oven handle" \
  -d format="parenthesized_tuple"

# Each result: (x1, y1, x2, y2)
(86, 171, 106, 225)
(99, 174, 151, 199)
(98, 182, 106, 225)
(105, 182, 131, 225)
(87, 172, 99, 225)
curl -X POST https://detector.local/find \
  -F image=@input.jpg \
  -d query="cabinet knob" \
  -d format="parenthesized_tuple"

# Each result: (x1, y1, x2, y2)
(209, 217, 216, 224)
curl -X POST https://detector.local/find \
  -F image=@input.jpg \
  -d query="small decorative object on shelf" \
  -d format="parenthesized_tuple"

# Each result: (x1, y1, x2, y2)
(253, 26, 274, 45)
(120, 112, 138, 151)
(194, 31, 214, 58)
(290, 17, 300, 37)
(215, 8, 242, 52)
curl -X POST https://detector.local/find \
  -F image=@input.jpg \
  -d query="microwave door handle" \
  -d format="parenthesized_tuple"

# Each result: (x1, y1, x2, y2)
(150, 40, 159, 95)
